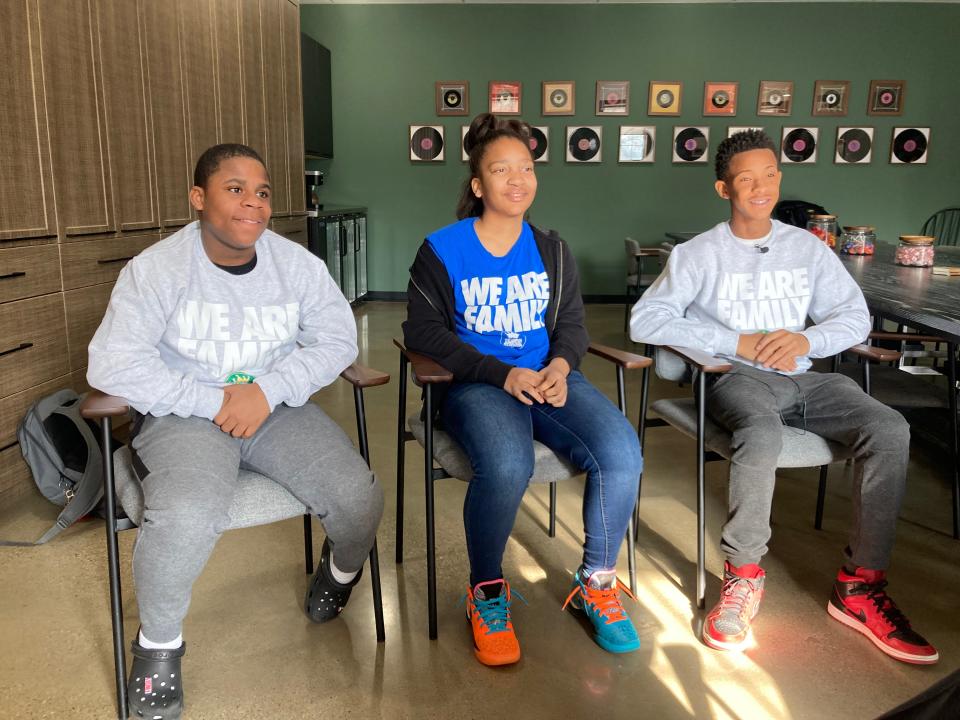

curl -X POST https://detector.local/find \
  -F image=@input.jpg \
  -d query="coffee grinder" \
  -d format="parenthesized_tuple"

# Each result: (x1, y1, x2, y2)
(305, 170, 324, 215)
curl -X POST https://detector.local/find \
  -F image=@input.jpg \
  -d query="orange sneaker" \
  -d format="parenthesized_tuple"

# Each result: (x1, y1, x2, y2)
(466, 579, 521, 666)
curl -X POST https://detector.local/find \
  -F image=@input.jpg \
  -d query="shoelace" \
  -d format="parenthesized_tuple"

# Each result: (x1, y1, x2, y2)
(562, 578, 637, 625)
(864, 580, 911, 631)
(715, 576, 759, 621)
(465, 589, 527, 635)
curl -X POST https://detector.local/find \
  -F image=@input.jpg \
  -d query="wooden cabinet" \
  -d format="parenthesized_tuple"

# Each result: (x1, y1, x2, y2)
(240, 0, 267, 158)
(283, 0, 306, 215)
(271, 217, 308, 248)
(0, 0, 55, 241)
(262, 0, 289, 216)
(38, 0, 113, 238)
(180, 0, 220, 207)
(65, 283, 115, 373)
(0, 245, 62, 304)
(213, 0, 244, 144)
(59, 234, 158, 290)
(0, 294, 70, 398)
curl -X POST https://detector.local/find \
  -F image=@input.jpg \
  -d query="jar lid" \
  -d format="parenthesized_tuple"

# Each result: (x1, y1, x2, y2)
(899, 235, 935, 245)
(810, 214, 837, 220)
(843, 226, 875, 232)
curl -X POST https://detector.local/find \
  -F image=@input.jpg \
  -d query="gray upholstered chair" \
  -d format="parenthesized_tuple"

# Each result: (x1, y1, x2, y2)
(80, 363, 389, 720)
(394, 338, 652, 639)
(641, 342, 899, 609)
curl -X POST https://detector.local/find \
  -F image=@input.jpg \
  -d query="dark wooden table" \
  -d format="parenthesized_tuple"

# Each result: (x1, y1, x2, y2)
(839, 244, 960, 343)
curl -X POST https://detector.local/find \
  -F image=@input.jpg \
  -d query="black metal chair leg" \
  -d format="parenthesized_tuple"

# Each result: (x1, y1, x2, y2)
(548, 482, 557, 538)
(635, 359, 651, 541)
(102, 418, 128, 720)
(815, 465, 828, 530)
(368, 540, 385, 642)
(303, 515, 314, 574)
(424, 385, 438, 640)
(696, 373, 707, 610)
(396, 354, 408, 563)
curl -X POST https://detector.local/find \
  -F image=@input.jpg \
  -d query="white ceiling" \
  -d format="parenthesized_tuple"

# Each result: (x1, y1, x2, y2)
(303, 0, 958, 5)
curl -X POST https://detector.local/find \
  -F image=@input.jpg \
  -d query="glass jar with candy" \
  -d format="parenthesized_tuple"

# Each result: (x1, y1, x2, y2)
(839, 226, 876, 255)
(895, 235, 935, 267)
(807, 214, 838, 250)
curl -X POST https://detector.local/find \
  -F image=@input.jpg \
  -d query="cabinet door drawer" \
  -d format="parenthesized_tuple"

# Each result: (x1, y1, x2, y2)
(271, 216, 308, 247)
(0, 375, 72, 449)
(65, 282, 114, 372)
(0, 294, 70, 397)
(0, 244, 62, 303)
(60, 235, 158, 290)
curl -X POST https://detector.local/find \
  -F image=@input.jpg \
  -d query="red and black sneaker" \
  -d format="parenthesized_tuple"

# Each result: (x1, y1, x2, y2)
(827, 567, 939, 665)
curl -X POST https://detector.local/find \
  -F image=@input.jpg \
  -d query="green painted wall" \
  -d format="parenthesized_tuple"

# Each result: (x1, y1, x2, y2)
(301, 3, 960, 295)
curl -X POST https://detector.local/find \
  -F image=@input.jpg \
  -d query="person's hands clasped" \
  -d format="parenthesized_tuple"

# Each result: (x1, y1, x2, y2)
(504, 367, 545, 405)
(214, 383, 271, 438)
(536, 358, 570, 407)
(754, 329, 810, 372)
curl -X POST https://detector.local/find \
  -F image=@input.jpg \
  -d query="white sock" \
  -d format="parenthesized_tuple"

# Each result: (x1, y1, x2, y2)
(138, 630, 183, 650)
(329, 553, 359, 585)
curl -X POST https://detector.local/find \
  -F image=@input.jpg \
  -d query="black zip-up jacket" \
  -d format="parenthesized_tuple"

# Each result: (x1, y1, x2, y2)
(402, 225, 590, 399)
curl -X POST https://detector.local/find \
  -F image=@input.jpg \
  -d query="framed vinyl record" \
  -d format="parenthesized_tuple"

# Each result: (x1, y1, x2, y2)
(890, 127, 929, 164)
(409, 125, 444, 162)
(868, 80, 905, 116)
(672, 126, 709, 163)
(781, 126, 819, 164)
(648, 81, 682, 116)
(489, 81, 521, 115)
(435, 81, 469, 116)
(812, 80, 850, 116)
(757, 80, 793, 116)
(461, 125, 470, 162)
(566, 126, 602, 163)
(835, 127, 874, 164)
(703, 81, 738, 116)
(618, 126, 655, 163)
(529, 126, 549, 163)
(542, 81, 575, 115)
(596, 81, 630, 115)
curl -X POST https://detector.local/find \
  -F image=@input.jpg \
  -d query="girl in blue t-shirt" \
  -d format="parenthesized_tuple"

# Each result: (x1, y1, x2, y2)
(403, 114, 643, 665)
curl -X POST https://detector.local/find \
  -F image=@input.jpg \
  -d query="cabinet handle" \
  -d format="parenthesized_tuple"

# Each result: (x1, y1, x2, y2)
(97, 256, 135, 265)
(0, 271, 27, 281)
(0, 342, 33, 358)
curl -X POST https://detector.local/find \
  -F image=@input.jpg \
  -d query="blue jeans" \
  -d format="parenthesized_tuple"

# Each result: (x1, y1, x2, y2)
(441, 370, 642, 584)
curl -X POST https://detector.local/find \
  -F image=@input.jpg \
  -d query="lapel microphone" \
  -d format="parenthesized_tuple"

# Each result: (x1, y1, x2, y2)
(756, 245, 769, 254)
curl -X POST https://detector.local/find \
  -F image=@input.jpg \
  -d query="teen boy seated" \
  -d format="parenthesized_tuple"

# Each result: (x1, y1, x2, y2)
(629, 130, 938, 665)
(88, 144, 384, 719)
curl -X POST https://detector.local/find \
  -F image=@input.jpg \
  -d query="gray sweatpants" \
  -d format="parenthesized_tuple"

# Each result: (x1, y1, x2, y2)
(130, 403, 384, 642)
(704, 363, 909, 570)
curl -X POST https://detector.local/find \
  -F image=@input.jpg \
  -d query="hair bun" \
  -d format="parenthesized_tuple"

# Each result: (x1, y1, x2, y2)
(464, 113, 531, 156)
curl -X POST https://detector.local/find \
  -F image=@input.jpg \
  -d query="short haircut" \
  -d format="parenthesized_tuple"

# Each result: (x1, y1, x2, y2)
(714, 130, 777, 181)
(192, 143, 267, 188)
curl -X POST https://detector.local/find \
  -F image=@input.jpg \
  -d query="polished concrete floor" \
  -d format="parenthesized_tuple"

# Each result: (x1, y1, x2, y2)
(1, 302, 957, 719)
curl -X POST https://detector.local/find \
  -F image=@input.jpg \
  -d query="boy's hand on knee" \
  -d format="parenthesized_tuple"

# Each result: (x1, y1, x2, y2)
(214, 383, 271, 438)
(536, 358, 570, 407)
(754, 329, 809, 371)
(504, 367, 545, 405)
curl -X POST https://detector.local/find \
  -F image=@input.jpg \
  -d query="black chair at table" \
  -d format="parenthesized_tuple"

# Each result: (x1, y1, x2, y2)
(80, 363, 389, 720)
(394, 338, 652, 639)
(922, 207, 960, 247)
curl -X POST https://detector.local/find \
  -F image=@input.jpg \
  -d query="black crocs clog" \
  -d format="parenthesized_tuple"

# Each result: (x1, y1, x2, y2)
(304, 538, 362, 623)
(127, 640, 185, 719)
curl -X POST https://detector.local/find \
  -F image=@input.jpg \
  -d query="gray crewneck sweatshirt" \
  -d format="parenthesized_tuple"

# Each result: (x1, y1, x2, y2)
(629, 220, 869, 374)
(87, 221, 358, 418)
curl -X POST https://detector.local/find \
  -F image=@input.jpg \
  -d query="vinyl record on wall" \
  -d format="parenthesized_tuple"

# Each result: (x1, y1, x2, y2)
(619, 126, 656, 163)
(835, 127, 873, 164)
(890, 127, 929, 164)
(672, 126, 709, 163)
(566, 126, 602, 162)
(461, 125, 470, 162)
(529, 126, 549, 162)
(410, 125, 444, 162)
(781, 126, 819, 164)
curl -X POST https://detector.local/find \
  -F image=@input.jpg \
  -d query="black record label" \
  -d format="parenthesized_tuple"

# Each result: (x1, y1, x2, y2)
(674, 127, 707, 161)
(568, 127, 600, 161)
(411, 126, 443, 160)
(892, 128, 927, 163)
(656, 89, 675, 108)
(783, 128, 816, 162)
(821, 90, 840, 108)
(529, 127, 548, 161)
(443, 89, 462, 108)
(837, 128, 871, 162)
(711, 90, 730, 108)
(550, 89, 568, 107)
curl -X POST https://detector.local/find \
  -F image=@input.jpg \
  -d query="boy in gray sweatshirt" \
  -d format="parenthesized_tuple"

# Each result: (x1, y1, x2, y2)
(88, 144, 384, 719)
(630, 130, 937, 665)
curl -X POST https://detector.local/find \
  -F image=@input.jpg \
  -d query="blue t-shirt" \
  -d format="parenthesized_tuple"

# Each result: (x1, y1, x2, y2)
(428, 218, 550, 370)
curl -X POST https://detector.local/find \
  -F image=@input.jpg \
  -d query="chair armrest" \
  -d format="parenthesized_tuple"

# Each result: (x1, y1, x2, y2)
(340, 363, 390, 388)
(80, 390, 130, 420)
(662, 345, 733, 374)
(393, 338, 454, 384)
(867, 331, 945, 344)
(587, 342, 652, 370)
(847, 344, 902, 363)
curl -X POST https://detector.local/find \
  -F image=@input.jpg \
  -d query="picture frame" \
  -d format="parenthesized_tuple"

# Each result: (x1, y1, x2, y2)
(812, 80, 850, 117)
(672, 126, 709, 163)
(757, 80, 793, 116)
(835, 126, 874, 164)
(461, 125, 470, 162)
(703, 81, 738, 116)
(435, 81, 469, 116)
(890, 127, 929, 165)
(780, 126, 819, 164)
(868, 80, 906, 116)
(530, 126, 550, 163)
(566, 126, 602, 163)
(648, 81, 682, 116)
(409, 125, 445, 162)
(596, 80, 630, 115)
(618, 126, 655, 163)
(542, 81, 575, 115)
(489, 81, 522, 115)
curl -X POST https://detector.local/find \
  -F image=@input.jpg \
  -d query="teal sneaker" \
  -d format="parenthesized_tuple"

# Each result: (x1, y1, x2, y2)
(563, 568, 640, 654)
